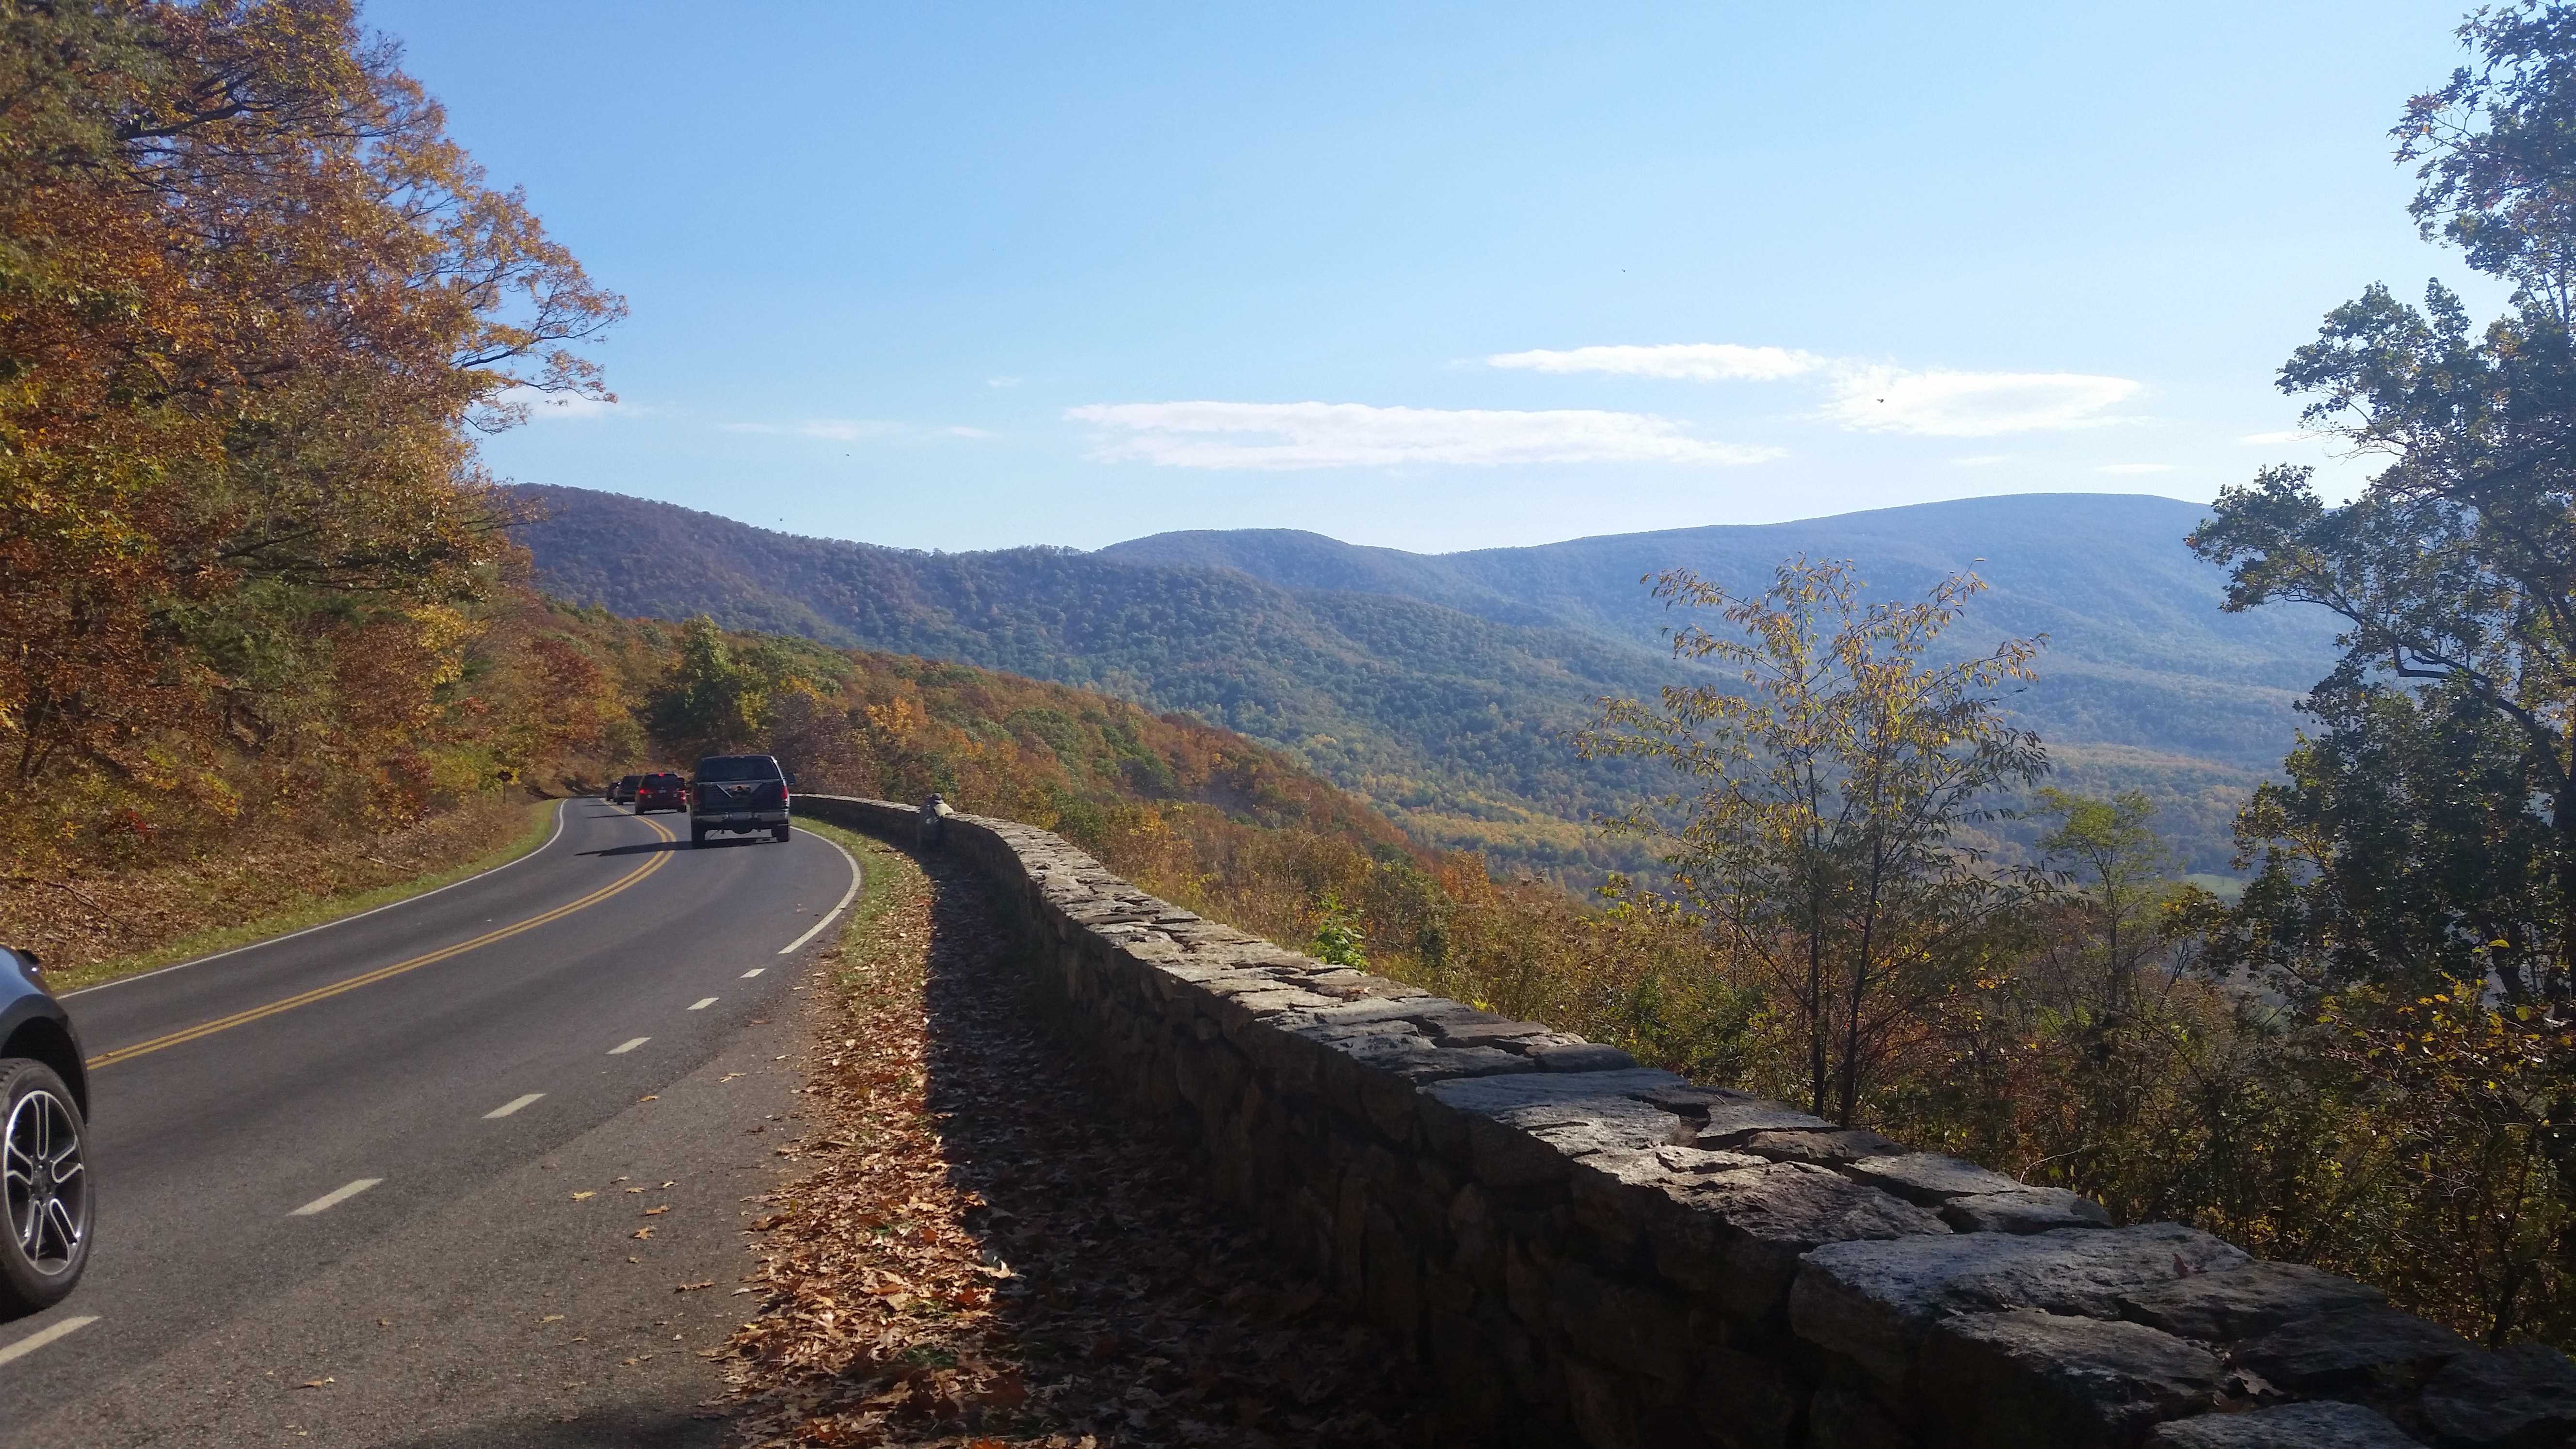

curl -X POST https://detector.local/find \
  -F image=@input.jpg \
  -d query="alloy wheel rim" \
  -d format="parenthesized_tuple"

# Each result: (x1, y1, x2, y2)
(3, 1087, 86, 1273)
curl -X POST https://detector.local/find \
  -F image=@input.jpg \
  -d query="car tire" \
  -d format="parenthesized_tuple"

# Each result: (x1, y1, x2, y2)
(691, 825, 707, 847)
(772, 824, 790, 842)
(0, 1059, 92, 1313)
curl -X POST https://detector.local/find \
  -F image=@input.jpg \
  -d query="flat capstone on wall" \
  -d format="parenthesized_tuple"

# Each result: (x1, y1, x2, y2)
(798, 795, 2576, 1449)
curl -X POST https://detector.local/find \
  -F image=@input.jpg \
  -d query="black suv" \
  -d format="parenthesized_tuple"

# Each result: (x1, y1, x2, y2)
(0, 945, 91, 1312)
(691, 755, 792, 846)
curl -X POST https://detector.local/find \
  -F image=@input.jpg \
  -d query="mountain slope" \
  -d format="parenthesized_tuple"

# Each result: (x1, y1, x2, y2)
(513, 487, 2336, 874)
(512, 485, 1688, 871)
(1100, 494, 2342, 771)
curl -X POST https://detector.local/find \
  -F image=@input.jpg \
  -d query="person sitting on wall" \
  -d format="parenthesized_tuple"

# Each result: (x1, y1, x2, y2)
(918, 792, 954, 848)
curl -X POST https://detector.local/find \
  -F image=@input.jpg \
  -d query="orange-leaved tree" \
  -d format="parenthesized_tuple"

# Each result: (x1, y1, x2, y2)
(0, 0, 620, 862)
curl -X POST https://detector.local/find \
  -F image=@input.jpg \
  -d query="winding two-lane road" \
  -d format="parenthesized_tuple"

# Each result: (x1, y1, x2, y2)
(0, 799, 857, 1446)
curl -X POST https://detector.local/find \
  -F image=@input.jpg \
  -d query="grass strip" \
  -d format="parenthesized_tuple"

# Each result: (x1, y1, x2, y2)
(786, 817, 907, 984)
(51, 797, 562, 994)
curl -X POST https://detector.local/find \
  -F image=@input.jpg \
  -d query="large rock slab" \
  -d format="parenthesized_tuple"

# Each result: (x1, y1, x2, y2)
(1845, 1152, 2027, 1206)
(2232, 1304, 2469, 1393)
(2115, 1261, 2383, 1343)
(1650, 1162, 1948, 1324)
(1686, 1093, 1839, 1148)
(1920, 1309, 2223, 1449)
(1741, 1127, 1906, 1165)
(2143, 1401, 2421, 1448)
(1420, 1070, 1692, 1187)
(2418, 1339, 2576, 1448)
(1940, 1187, 2113, 1235)
(1792, 1224, 2252, 1387)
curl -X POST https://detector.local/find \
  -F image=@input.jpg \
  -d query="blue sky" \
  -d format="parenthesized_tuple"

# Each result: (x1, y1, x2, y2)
(370, 0, 2492, 552)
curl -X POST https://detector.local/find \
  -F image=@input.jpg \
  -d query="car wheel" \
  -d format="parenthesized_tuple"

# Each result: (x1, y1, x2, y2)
(772, 824, 790, 842)
(691, 826, 707, 847)
(0, 1059, 92, 1313)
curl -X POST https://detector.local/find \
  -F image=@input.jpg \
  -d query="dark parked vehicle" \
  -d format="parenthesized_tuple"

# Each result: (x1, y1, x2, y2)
(634, 772, 687, 814)
(0, 945, 90, 1312)
(609, 774, 642, 805)
(691, 754, 792, 846)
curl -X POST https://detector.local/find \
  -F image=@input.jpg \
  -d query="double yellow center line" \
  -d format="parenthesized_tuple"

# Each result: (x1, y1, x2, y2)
(87, 816, 677, 1071)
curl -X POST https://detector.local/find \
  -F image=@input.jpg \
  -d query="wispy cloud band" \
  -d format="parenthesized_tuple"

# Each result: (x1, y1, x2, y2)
(1823, 367, 2141, 437)
(1066, 401, 1781, 470)
(1487, 343, 2142, 437)
(1486, 342, 1827, 382)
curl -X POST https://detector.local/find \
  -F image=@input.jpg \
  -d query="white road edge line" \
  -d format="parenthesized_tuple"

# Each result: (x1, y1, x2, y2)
(68, 801, 571, 998)
(778, 826, 865, 954)
(688, 997, 718, 1011)
(0, 1314, 99, 1368)
(483, 1093, 546, 1119)
(741, 967, 764, 979)
(290, 1178, 383, 1217)
(610, 1036, 649, 1054)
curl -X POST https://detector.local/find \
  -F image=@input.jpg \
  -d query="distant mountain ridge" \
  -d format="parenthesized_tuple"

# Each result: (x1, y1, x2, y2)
(1099, 494, 2340, 742)
(510, 487, 2340, 873)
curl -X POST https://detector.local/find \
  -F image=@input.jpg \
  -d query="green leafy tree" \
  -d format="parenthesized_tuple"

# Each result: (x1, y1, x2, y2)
(649, 617, 769, 752)
(1581, 558, 2047, 1123)
(2187, 2, 2576, 1345)
(2030, 788, 2186, 1019)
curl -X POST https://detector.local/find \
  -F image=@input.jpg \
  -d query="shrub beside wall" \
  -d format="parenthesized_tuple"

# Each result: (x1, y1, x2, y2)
(802, 797, 2576, 1449)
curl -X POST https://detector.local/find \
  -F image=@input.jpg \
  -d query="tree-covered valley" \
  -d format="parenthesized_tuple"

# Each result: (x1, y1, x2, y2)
(514, 484, 2334, 877)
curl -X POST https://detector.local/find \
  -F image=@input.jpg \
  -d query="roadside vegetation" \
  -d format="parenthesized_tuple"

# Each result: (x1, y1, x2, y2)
(18, 793, 553, 992)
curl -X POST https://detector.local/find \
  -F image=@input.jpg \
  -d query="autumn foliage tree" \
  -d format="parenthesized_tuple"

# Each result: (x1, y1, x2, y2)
(1580, 559, 2047, 1123)
(0, 0, 619, 864)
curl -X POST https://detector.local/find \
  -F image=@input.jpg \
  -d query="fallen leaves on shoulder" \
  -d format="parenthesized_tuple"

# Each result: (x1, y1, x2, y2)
(716, 844, 1435, 1447)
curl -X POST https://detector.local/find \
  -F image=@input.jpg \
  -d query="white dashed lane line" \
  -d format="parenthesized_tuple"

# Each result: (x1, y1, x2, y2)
(610, 1037, 649, 1054)
(741, 967, 764, 979)
(482, 1093, 545, 1119)
(290, 1178, 382, 1217)
(688, 997, 718, 1011)
(0, 1315, 98, 1368)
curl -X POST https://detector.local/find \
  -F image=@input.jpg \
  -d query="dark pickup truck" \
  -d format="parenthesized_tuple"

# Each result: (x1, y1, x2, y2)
(691, 754, 792, 846)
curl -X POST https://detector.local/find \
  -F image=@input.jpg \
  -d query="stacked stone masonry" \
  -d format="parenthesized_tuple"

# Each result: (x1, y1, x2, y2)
(802, 796, 2576, 1449)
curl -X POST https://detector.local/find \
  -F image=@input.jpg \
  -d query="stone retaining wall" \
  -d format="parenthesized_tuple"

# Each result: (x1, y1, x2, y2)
(799, 796, 2576, 1449)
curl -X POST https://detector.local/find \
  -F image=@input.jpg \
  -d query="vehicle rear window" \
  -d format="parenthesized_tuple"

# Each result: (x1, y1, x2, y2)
(695, 756, 781, 782)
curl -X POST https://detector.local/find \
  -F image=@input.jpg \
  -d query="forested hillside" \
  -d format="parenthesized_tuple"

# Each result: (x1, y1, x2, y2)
(512, 484, 1687, 873)
(515, 485, 2332, 871)
(1101, 493, 2338, 770)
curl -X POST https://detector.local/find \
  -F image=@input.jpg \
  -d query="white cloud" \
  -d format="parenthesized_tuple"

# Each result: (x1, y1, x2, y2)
(2237, 429, 2318, 445)
(1825, 368, 2140, 436)
(1950, 454, 2012, 467)
(1483, 341, 2143, 437)
(1485, 342, 1827, 382)
(1065, 401, 1782, 470)
(2098, 463, 2175, 474)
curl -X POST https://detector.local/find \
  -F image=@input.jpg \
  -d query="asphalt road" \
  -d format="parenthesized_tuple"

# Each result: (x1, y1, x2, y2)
(0, 799, 859, 1447)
